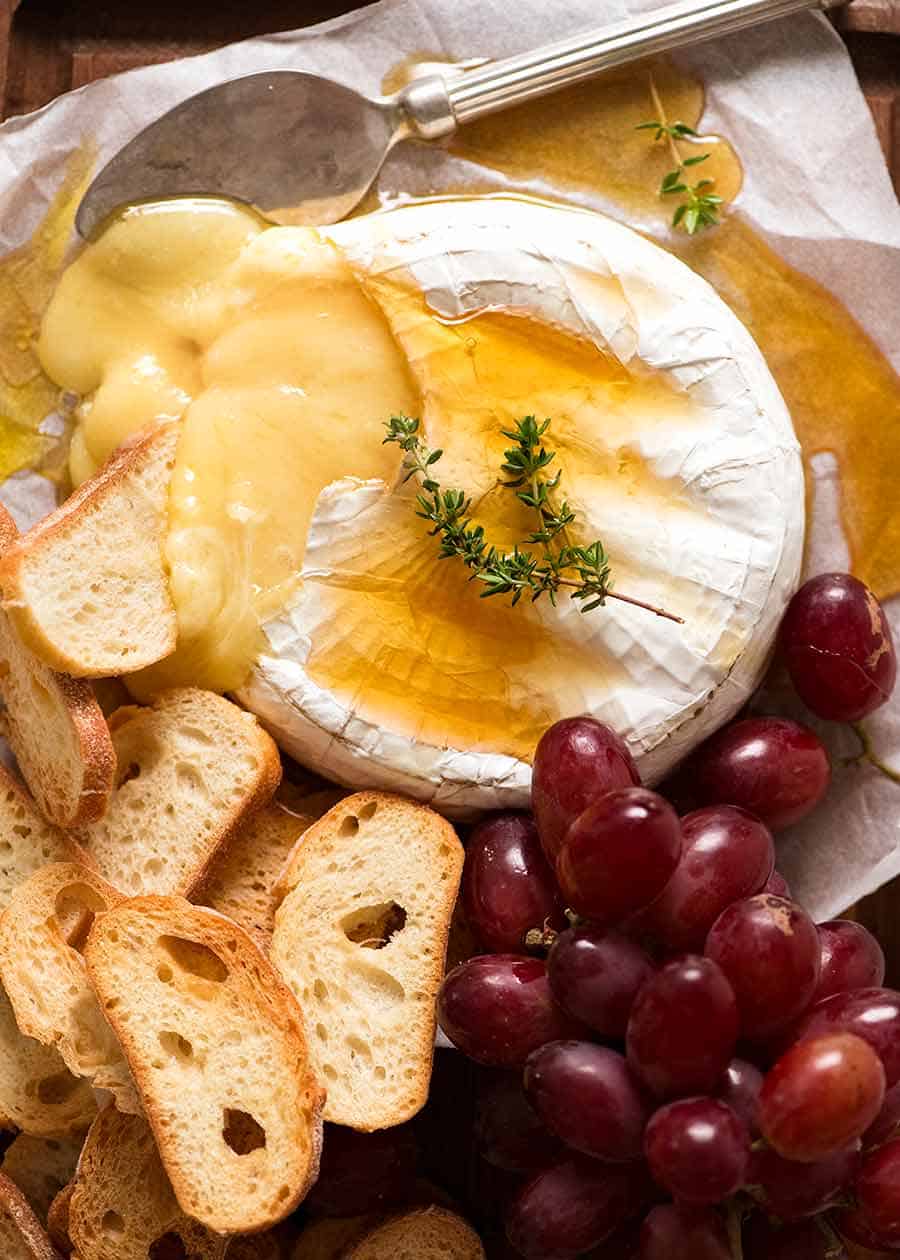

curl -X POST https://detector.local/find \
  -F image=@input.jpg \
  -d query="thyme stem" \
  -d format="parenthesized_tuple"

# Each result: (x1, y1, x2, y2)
(637, 72, 723, 234)
(384, 414, 683, 625)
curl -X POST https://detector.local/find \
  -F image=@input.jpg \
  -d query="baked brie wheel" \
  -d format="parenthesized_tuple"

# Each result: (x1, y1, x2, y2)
(237, 197, 804, 813)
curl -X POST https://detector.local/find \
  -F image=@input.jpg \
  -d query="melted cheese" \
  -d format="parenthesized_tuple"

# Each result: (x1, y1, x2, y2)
(39, 199, 418, 690)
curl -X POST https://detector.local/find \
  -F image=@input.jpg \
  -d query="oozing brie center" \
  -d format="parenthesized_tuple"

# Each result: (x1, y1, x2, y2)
(40, 199, 417, 692)
(39, 197, 712, 762)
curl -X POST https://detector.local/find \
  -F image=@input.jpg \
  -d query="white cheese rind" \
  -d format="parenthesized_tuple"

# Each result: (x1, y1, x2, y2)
(238, 196, 804, 815)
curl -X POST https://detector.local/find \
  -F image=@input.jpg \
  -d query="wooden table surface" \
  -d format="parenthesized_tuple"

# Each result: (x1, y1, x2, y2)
(0, 0, 899, 974)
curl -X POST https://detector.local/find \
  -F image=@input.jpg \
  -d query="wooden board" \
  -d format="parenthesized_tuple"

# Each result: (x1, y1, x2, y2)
(0, 0, 899, 980)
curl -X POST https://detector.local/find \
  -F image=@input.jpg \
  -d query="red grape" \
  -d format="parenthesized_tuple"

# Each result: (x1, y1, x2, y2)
(644, 1097, 749, 1204)
(524, 1042, 650, 1163)
(547, 926, 654, 1039)
(557, 789, 681, 924)
(835, 1138, 900, 1250)
(779, 573, 897, 721)
(305, 1121, 418, 1216)
(643, 805, 774, 951)
(718, 1058, 764, 1134)
(463, 813, 566, 953)
(438, 955, 584, 1068)
(743, 1215, 848, 1260)
(866, 1080, 900, 1148)
(689, 716, 831, 830)
(475, 1071, 564, 1173)
(704, 895, 820, 1038)
(790, 988, 900, 1087)
(815, 920, 886, 1003)
(532, 718, 640, 865)
(505, 1155, 644, 1259)
(751, 1143, 861, 1219)
(638, 1203, 730, 1259)
(627, 956, 738, 1099)
(764, 869, 792, 898)
(759, 1033, 885, 1162)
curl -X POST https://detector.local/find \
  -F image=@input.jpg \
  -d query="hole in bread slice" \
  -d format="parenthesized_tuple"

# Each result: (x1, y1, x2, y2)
(158, 1030, 194, 1063)
(149, 1232, 190, 1260)
(101, 1210, 125, 1237)
(54, 881, 108, 953)
(35, 1071, 80, 1104)
(341, 902, 407, 950)
(222, 1108, 266, 1156)
(117, 761, 142, 787)
(158, 935, 229, 984)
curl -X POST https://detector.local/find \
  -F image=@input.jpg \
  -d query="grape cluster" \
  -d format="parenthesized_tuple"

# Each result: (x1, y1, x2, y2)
(438, 573, 900, 1258)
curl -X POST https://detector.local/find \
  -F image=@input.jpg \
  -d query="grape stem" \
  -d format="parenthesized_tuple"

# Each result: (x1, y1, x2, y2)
(845, 722, 900, 785)
(725, 1201, 744, 1260)
(524, 921, 560, 952)
(813, 1214, 850, 1257)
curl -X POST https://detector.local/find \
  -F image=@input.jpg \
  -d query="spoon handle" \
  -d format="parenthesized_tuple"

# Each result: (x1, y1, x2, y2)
(401, 0, 838, 137)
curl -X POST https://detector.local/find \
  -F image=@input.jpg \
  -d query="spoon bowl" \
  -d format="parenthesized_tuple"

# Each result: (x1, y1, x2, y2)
(76, 72, 400, 238)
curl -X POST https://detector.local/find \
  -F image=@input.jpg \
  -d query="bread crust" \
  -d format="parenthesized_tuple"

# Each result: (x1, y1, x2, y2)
(45, 1184, 72, 1256)
(0, 1171, 65, 1259)
(85, 897, 324, 1235)
(340, 1207, 484, 1260)
(290, 1216, 373, 1260)
(0, 423, 179, 677)
(0, 504, 115, 828)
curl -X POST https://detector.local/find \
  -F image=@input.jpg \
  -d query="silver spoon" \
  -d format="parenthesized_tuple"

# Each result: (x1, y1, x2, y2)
(76, 0, 838, 238)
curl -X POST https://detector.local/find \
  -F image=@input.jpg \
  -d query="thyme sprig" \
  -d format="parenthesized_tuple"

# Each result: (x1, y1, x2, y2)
(499, 416, 612, 612)
(635, 119, 700, 144)
(637, 73, 723, 235)
(384, 414, 683, 624)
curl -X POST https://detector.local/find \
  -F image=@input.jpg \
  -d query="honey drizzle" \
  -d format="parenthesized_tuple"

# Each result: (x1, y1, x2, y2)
(0, 145, 94, 482)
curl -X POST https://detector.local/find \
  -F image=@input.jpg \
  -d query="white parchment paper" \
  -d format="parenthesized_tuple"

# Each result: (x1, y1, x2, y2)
(0, 0, 898, 918)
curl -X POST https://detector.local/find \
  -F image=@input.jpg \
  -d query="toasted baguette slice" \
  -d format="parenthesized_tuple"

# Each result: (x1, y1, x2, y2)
(290, 1217, 374, 1260)
(0, 505, 115, 829)
(0, 986, 96, 1138)
(0, 1172, 65, 1259)
(0, 423, 178, 677)
(0, 863, 138, 1113)
(76, 689, 281, 897)
(1, 1134, 83, 1225)
(45, 1185, 72, 1256)
(85, 897, 324, 1234)
(0, 766, 93, 911)
(227, 1232, 283, 1259)
(68, 1107, 227, 1260)
(271, 792, 464, 1131)
(202, 787, 344, 949)
(341, 1209, 484, 1260)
